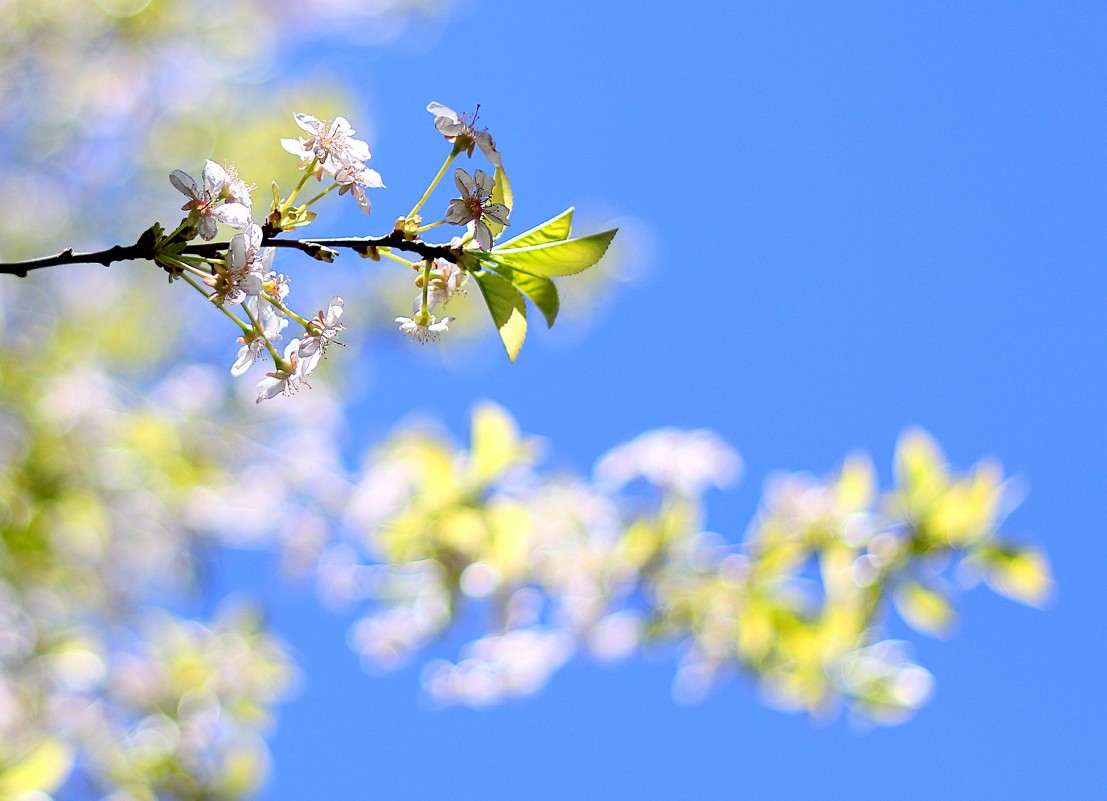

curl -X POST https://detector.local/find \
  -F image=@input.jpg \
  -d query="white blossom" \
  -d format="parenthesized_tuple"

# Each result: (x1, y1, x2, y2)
(395, 314, 454, 342)
(169, 161, 251, 240)
(446, 168, 510, 251)
(255, 338, 309, 402)
(427, 102, 502, 167)
(289, 112, 372, 167)
(210, 223, 273, 306)
(334, 163, 385, 215)
(299, 296, 345, 374)
(425, 259, 468, 310)
(232, 299, 288, 377)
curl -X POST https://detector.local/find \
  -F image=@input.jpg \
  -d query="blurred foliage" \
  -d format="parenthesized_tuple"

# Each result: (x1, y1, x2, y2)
(0, 272, 299, 801)
(332, 404, 1050, 723)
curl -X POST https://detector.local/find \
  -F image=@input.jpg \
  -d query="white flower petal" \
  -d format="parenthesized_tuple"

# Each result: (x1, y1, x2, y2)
(256, 373, 289, 402)
(473, 169, 494, 198)
(294, 113, 324, 135)
(473, 220, 493, 251)
(198, 216, 218, 241)
(475, 132, 502, 167)
(201, 161, 228, 196)
(484, 203, 511, 227)
(352, 185, 371, 215)
(427, 102, 459, 121)
(454, 167, 475, 196)
(344, 139, 372, 163)
(327, 297, 344, 324)
(214, 202, 252, 229)
(360, 167, 385, 188)
(169, 170, 198, 199)
(281, 137, 310, 157)
(232, 344, 257, 376)
(446, 199, 473, 226)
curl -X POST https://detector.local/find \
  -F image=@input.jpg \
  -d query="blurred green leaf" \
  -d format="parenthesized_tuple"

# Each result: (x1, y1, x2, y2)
(976, 545, 1053, 607)
(894, 581, 955, 637)
(0, 737, 74, 797)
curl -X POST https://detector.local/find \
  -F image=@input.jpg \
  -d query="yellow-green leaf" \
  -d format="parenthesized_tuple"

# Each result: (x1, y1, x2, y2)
(473, 270, 527, 361)
(488, 228, 617, 277)
(488, 165, 512, 240)
(497, 208, 574, 249)
(485, 262, 560, 328)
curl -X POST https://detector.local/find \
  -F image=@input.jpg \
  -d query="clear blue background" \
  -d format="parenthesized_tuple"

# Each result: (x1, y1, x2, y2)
(238, 2, 1107, 798)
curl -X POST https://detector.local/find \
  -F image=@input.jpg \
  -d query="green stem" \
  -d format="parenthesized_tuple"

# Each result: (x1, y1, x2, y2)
(178, 272, 251, 332)
(242, 298, 283, 362)
(407, 150, 457, 219)
(165, 220, 192, 242)
(281, 157, 320, 211)
(418, 259, 432, 318)
(263, 292, 310, 328)
(302, 182, 340, 208)
(159, 253, 211, 280)
(416, 219, 447, 233)
(379, 248, 417, 269)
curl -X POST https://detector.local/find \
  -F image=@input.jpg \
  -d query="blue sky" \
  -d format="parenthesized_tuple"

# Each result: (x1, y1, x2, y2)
(237, 2, 1107, 798)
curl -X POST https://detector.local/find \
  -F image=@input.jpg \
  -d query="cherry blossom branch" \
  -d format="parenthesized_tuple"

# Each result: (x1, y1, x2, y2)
(0, 228, 459, 278)
(0, 228, 159, 277)
(185, 229, 460, 265)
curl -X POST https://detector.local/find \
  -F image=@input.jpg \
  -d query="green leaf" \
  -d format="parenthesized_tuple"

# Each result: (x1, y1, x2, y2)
(485, 262, 560, 328)
(894, 581, 955, 637)
(497, 208, 574, 249)
(488, 228, 617, 277)
(473, 270, 527, 362)
(487, 165, 512, 240)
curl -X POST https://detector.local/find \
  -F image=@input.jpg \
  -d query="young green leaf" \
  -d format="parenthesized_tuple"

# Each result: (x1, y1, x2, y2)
(487, 165, 513, 240)
(488, 228, 617, 277)
(485, 261, 560, 328)
(473, 269, 527, 361)
(496, 207, 574, 249)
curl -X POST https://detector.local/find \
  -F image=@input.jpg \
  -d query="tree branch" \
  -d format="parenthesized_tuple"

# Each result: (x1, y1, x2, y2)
(0, 227, 460, 278)
(0, 238, 154, 277)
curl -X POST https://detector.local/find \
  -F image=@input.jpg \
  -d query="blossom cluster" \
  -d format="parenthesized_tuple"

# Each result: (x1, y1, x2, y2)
(160, 103, 523, 402)
(281, 114, 384, 214)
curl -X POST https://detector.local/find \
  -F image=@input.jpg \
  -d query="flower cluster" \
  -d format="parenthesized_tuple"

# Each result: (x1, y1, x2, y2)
(281, 114, 384, 215)
(147, 101, 608, 398)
